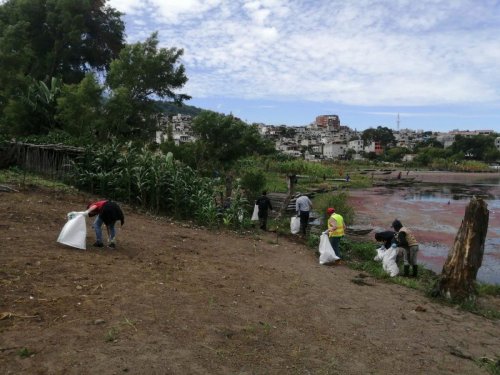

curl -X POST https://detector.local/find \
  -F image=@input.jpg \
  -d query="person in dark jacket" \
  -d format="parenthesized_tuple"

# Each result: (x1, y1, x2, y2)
(374, 230, 396, 249)
(255, 191, 273, 231)
(86, 200, 124, 248)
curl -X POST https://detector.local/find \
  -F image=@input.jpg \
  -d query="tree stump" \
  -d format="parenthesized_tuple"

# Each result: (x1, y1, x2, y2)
(434, 197, 489, 301)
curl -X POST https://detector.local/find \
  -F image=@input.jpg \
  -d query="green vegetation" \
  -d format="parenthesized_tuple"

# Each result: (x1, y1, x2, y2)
(323, 238, 500, 320)
(476, 357, 500, 375)
(0, 1, 188, 143)
(0, 166, 76, 192)
(105, 327, 119, 343)
(18, 347, 34, 358)
(361, 126, 395, 148)
(312, 191, 354, 226)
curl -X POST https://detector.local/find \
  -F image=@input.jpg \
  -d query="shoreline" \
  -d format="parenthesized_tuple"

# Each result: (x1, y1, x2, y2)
(347, 172, 500, 285)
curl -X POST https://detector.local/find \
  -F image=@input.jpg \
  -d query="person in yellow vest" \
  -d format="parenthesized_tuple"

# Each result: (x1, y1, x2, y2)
(391, 219, 419, 277)
(327, 207, 346, 260)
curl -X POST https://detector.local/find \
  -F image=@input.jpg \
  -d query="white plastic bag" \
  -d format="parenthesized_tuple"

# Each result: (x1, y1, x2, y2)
(290, 216, 300, 234)
(382, 245, 399, 277)
(374, 246, 385, 261)
(251, 204, 259, 221)
(57, 213, 87, 250)
(318, 232, 340, 265)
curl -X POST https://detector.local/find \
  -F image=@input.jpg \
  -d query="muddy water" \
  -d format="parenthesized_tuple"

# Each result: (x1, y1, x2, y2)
(348, 171, 500, 285)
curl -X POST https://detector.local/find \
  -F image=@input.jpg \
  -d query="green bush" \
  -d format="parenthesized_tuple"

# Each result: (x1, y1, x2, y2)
(240, 169, 266, 203)
(312, 191, 354, 226)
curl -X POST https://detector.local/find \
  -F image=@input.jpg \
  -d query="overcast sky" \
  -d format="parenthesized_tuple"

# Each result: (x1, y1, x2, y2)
(108, 0, 500, 132)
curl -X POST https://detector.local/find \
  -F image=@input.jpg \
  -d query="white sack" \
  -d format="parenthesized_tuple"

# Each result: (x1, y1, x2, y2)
(318, 232, 340, 265)
(382, 245, 399, 277)
(57, 213, 87, 250)
(251, 204, 259, 221)
(290, 216, 300, 234)
(374, 246, 385, 262)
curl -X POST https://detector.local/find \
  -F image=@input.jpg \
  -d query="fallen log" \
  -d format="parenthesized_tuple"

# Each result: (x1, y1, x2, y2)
(0, 184, 19, 192)
(433, 196, 489, 301)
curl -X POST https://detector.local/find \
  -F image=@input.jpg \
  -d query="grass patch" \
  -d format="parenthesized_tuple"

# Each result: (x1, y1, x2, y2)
(321, 238, 500, 319)
(454, 298, 500, 320)
(0, 167, 76, 192)
(18, 347, 35, 358)
(477, 283, 500, 297)
(476, 357, 500, 375)
(105, 326, 119, 342)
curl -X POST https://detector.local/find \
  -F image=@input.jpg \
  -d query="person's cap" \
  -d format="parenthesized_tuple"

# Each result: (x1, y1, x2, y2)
(327, 207, 335, 215)
(391, 219, 402, 229)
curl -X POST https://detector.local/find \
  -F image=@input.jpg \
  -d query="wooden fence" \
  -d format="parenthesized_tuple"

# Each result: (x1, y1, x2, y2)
(0, 142, 84, 180)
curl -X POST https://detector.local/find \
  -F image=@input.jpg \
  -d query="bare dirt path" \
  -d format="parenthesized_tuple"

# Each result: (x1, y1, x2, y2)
(1, 188, 499, 374)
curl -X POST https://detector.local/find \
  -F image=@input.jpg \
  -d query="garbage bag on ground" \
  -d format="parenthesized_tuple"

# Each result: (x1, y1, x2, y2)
(251, 204, 259, 221)
(374, 246, 386, 261)
(318, 232, 340, 265)
(290, 216, 300, 234)
(383, 245, 400, 277)
(57, 212, 87, 250)
(374, 245, 399, 277)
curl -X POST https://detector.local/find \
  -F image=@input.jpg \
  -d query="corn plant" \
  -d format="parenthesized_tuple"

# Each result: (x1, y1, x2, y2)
(220, 182, 249, 229)
(68, 141, 219, 224)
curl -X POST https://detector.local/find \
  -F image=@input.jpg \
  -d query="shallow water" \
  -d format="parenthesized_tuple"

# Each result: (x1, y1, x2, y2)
(349, 172, 500, 285)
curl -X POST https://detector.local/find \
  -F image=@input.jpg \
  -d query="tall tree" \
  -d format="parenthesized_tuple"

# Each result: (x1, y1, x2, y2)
(0, 0, 124, 135)
(55, 73, 104, 138)
(104, 32, 190, 140)
(450, 134, 499, 161)
(361, 126, 395, 148)
(191, 111, 275, 172)
(0, 0, 124, 85)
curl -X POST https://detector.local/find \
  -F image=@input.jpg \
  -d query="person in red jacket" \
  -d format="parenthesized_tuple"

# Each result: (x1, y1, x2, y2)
(86, 200, 124, 248)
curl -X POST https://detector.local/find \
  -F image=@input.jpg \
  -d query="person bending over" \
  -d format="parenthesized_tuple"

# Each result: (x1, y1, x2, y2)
(86, 200, 124, 249)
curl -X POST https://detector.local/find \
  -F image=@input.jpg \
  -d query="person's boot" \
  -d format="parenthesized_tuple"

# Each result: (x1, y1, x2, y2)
(412, 265, 418, 278)
(403, 265, 410, 277)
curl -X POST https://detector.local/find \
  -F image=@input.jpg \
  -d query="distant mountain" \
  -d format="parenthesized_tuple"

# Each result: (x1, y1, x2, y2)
(154, 101, 204, 117)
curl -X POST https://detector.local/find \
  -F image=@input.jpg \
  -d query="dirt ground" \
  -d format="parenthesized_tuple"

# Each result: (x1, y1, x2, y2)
(1, 187, 499, 375)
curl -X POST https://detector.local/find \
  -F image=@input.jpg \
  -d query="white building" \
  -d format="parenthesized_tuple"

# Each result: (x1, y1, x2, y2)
(323, 143, 346, 159)
(347, 139, 364, 153)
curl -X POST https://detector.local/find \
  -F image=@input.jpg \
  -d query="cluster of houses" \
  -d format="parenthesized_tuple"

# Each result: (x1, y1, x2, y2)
(155, 113, 498, 161)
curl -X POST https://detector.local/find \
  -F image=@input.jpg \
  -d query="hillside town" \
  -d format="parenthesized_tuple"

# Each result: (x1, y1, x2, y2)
(156, 113, 499, 161)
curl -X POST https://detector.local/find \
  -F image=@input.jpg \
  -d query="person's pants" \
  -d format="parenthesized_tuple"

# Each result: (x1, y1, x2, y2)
(403, 245, 418, 266)
(299, 211, 310, 235)
(93, 216, 116, 244)
(258, 213, 268, 230)
(330, 236, 342, 258)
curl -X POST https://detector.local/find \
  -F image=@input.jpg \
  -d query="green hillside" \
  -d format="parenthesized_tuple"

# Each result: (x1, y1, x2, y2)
(155, 101, 204, 117)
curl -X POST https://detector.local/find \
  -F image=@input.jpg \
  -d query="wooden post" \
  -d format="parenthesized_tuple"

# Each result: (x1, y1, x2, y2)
(434, 197, 489, 301)
(287, 174, 297, 196)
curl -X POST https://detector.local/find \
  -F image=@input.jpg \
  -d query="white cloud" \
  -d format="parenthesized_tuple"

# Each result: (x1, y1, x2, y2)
(107, 0, 142, 14)
(109, 0, 500, 108)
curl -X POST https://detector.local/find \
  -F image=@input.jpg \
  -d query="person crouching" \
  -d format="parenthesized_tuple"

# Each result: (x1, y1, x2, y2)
(86, 200, 124, 249)
(391, 219, 419, 277)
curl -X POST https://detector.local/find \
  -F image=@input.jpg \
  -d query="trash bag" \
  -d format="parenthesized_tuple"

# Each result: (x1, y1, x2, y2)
(251, 204, 259, 221)
(383, 245, 400, 277)
(318, 232, 339, 265)
(374, 246, 386, 261)
(290, 216, 300, 234)
(57, 213, 87, 250)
